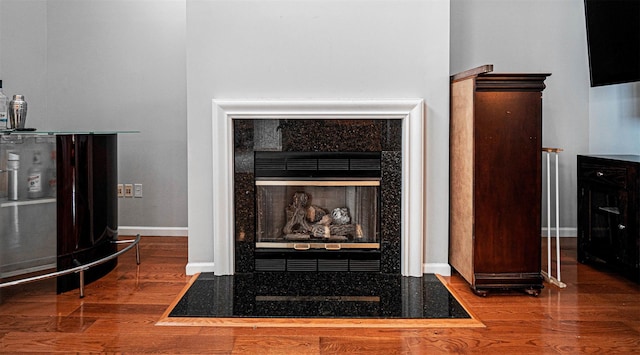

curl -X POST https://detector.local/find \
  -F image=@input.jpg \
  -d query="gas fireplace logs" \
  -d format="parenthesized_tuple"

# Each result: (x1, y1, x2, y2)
(282, 192, 314, 235)
(282, 192, 362, 241)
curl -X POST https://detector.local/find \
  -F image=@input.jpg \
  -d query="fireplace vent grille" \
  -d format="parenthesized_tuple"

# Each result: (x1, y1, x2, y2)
(255, 152, 381, 178)
(286, 159, 317, 171)
(350, 159, 381, 171)
(318, 259, 349, 271)
(254, 159, 286, 171)
(318, 159, 349, 170)
(286, 259, 317, 272)
(255, 258, 286, 272)
(254, 256, 381, 272)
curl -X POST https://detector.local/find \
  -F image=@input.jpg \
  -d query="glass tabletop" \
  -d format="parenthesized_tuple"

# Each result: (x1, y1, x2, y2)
(1, 129, 139, 135)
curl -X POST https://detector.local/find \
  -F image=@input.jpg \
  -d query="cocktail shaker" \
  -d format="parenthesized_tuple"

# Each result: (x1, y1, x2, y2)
(8, 94, 27, 129)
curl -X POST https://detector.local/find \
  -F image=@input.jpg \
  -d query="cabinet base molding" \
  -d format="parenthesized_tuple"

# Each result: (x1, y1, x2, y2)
(471, 272, 544, 296)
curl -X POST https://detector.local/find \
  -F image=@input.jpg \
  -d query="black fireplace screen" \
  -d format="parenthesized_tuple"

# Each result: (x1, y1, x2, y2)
(254, 152, 381, 251)
(255, 181, 380, 249)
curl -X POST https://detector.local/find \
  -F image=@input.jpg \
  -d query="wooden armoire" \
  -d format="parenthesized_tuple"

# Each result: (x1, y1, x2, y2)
(449, 65, 550, 296)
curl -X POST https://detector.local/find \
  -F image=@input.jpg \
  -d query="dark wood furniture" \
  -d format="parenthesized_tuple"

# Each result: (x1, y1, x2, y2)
(56, 134, 119, 293)
(577, 155, 640, 283)
(449, 65, 550, 296)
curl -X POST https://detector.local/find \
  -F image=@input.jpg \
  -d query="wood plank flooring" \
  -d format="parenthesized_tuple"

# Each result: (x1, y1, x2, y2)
(0, 236, 638, 354)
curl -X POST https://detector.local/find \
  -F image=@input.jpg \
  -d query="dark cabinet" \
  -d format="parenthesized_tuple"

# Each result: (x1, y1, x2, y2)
(577, 155, 640, 283)
(56, 134, 119, 293)
(449, 65, 550, 296)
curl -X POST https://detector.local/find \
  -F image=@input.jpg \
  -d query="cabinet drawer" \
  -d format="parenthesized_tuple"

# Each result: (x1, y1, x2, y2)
(579, 162, 628, 188)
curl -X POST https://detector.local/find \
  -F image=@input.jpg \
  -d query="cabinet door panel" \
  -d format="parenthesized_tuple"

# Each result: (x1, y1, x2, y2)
(577, 155, 639, 283)
(1, 136, 57, 278)
(586, 185, 629, 263)
(473, 91, 542, 273)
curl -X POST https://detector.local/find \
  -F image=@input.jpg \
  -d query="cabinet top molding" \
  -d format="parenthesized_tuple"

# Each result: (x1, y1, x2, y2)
(450, 64, 494, 81)
(579, 154, 640, 164)
(451, 64, 551, 92)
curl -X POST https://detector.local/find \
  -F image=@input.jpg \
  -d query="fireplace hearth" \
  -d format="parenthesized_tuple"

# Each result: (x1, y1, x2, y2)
(166, 272, 473, 321)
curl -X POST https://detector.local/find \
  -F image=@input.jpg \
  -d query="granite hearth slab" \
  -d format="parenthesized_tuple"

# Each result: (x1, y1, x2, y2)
(158, 273, 483, 328)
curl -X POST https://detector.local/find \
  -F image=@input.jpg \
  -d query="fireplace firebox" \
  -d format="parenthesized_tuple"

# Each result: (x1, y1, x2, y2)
(254, 152, 382, 272)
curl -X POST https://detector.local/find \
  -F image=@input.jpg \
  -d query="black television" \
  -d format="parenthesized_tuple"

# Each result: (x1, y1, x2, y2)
(584, 0, 640, 87)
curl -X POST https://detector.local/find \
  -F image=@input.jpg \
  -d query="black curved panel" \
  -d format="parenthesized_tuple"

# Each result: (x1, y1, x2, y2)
(56, 134, 118, 293)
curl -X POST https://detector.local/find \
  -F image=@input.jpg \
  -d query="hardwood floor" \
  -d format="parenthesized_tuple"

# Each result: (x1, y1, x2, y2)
(0, 236, 638, 354)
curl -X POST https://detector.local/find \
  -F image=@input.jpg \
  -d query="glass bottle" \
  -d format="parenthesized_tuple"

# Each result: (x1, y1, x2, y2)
(27, 151, 44, 199)
(7, 152, 20, 200)
(0, 80, 8, 130)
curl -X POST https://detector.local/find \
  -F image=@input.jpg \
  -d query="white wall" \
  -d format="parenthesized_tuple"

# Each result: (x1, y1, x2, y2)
(3, 0, 638, 273)
(0, 0, 188, 232)
(0, 0, 48, 127)
(186, 0, 451, 273)
(451, 0, 594, 231)
(451, 0, 639, 232)
(589, 83, 640, 154)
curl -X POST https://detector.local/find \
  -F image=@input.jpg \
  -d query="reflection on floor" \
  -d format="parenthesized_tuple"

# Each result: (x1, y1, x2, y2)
(169, 272, 471, 319)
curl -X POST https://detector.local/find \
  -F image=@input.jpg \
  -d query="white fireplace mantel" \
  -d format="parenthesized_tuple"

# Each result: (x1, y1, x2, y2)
(204, 99, 426, 277)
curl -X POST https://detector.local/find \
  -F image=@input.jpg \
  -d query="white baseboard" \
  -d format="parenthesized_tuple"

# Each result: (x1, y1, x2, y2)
(118, 226, 188, 237)
(541, 227, 577, 237)
(424, 263, 451, 276)
(122, 226, 574, 277)
(118, 227, 576, 238)
(186, 262, 216, 276)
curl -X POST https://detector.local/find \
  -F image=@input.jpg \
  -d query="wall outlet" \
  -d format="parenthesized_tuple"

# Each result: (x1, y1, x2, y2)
(134, 183, 143, 198)
(117, 184, 124, 197)
(124, 184, 134, 197)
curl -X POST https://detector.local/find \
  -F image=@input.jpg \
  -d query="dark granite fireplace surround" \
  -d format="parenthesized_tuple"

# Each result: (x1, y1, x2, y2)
(233, 119, 403, 274)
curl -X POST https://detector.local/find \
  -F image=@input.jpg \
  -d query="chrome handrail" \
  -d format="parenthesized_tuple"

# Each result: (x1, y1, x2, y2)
(0, 234, 141, 298)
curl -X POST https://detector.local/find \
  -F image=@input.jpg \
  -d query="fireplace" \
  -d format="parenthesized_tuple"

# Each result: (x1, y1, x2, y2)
(253, 151, 383, 272)
(234, 120, 402, 274)
(202, 99, 428, 277)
